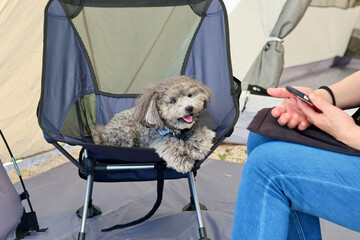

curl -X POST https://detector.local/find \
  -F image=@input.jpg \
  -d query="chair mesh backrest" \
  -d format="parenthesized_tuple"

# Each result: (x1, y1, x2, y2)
(72, 6, 200, 95)
(38, 0, 240, 145)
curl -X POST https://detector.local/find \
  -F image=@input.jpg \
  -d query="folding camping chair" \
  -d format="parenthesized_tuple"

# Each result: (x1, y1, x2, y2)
(37, 0, 240, 239)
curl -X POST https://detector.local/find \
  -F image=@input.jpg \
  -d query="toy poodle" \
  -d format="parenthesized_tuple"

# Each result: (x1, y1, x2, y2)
(92, 76, 216, 173)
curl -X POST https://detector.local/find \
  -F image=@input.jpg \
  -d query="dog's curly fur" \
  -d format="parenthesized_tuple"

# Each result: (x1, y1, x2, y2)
(92, 76, 215, 173)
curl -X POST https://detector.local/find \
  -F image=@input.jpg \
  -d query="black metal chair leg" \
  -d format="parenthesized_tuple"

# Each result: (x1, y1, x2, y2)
(78, 150, 98, 240)
(78, 172, 94, 240)
(187, 171, 211, 240)
(76, 182, 102, 219)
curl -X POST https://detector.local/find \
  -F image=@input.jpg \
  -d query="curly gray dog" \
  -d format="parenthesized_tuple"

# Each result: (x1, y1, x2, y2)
(92, 76, 216, 173)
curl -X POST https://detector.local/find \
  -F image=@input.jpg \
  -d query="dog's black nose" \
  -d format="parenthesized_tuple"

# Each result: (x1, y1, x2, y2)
(185, 106, 194, 113)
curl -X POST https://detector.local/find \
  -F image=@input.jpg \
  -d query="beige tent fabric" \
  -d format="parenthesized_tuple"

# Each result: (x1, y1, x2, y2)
(311, 0, 360, 8)
(228, 0, 288, 83)
(240, 0, 311, 89)
(1, 0, 359, 163)
(283, 6, 360, 67)
(228, 0, 360, 81)
(345, 14, 360, 57)
(0, 0, 53, 163)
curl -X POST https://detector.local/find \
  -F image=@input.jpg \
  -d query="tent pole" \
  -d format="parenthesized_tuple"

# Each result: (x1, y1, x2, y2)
(0, 130, 33, 211)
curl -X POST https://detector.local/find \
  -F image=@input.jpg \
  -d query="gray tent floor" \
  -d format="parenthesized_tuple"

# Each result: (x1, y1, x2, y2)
(15, 158, 360, 240)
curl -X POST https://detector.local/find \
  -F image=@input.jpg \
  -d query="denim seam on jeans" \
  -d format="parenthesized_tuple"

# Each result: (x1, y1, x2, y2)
(290, 210, 306, 240)
(272, 175, 360, 193)
(259, 175, 290, 239)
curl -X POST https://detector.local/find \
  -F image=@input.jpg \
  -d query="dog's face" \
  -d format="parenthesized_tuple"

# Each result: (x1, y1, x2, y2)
(157, 79, 211, 130)
(134, 76, 214, 130)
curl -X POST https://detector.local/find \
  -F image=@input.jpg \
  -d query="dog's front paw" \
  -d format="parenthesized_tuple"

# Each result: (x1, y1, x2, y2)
(167, 156, 195, 174)
(153, 140, 195, 173)
(186, 127, 215, 160)
(204, 127, 216, 140)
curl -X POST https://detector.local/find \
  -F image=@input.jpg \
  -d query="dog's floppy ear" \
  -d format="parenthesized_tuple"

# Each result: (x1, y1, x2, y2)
(200, 84, 214, 108)
(134, 88, 164, 128)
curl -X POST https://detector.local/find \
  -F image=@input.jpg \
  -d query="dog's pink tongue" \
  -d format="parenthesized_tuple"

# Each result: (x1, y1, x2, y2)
(182, 115, 193, 123)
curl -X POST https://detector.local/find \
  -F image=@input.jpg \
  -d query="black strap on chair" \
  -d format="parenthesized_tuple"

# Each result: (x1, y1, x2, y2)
(101, 163, 165, 232)
(0, 130, 48, 239)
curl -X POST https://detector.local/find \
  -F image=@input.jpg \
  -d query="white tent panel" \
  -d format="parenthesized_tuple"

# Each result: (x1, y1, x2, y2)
(223, 0, 242, 14)
(228, 0, 287, 81)
(284, 6, 360, 67)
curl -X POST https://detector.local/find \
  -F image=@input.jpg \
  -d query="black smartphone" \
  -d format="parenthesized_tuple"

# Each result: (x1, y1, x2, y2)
(285, 86, 313, 106)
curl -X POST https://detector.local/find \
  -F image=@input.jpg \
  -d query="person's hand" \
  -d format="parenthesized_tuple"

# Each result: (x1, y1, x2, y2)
(297, 92, 360, 150)
(267, 87, 314, 130)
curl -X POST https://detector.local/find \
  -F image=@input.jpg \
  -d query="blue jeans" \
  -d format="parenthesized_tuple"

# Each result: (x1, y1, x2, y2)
(231, 132, 360, 240)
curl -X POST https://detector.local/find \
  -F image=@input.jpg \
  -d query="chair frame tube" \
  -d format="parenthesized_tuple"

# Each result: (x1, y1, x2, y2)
(78, 149, 93, 240)
(187, 171, 209, 240)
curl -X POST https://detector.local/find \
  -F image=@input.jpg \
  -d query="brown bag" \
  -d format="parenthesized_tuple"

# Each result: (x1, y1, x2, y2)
(247, 108, 360, 156)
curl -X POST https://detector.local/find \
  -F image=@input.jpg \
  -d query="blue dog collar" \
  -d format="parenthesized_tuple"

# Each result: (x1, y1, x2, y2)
(156, 126, 178, 137)
(155, 126, 193, 141)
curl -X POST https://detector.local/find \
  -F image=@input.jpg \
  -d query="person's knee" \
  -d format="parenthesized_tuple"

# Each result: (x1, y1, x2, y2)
(247, 132, 274, 155)
(243, 141, 292, 180)
(242, 145, 274, 181)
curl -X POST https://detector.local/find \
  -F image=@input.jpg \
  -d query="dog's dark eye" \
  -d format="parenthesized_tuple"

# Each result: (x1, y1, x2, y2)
(188, 93, 192, 98)
(170, 99, 176, 104)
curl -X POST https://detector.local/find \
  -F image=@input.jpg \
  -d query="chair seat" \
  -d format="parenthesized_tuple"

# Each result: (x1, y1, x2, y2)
(85, 144, 163, 163)
(79, 145, 187, 182)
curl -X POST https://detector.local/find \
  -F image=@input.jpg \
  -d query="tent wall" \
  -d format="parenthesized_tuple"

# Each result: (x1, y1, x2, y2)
(284, 6, 360, 68)
(228, 0, 289, 85)
(0, 0, 52, 163)
(229, 1, 360, 90)
(1, 0, 360, 163)
(239, 0, 311, 89)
